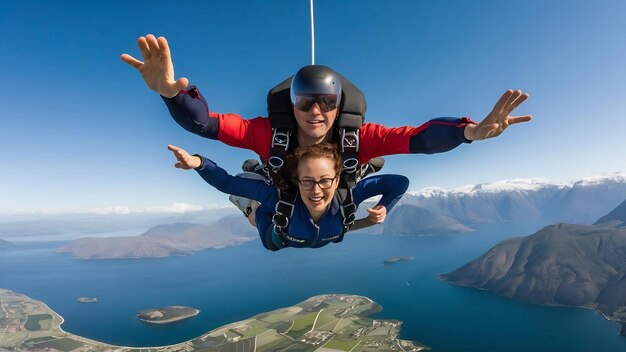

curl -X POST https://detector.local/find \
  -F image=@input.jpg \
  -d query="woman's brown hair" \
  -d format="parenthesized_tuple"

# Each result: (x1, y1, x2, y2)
(277, 142, 343, 189)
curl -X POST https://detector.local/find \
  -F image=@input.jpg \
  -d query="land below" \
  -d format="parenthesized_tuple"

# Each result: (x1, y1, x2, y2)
(0, 288, 426, 351)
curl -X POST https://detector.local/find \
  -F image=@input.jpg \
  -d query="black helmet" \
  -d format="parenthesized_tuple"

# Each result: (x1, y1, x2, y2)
(290, 65, 342, 112)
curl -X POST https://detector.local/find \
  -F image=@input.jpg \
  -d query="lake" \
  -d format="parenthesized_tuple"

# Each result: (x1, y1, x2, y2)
(1, 222, 625, 351)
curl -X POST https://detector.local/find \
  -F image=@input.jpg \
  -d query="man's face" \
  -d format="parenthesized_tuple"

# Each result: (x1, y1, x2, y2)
(293, 103, 338, 142)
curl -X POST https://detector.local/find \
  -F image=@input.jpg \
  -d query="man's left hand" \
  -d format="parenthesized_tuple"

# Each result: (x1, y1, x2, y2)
(464, 89, 532, 141)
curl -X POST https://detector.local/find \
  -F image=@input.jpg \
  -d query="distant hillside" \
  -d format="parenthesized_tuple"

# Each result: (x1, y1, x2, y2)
(442, 219, 626, 334)
(383, 205, 471, 235)
(595, 199, 626, 228)
(0, 238, 13, 248)
(58, 216, 256, 259)
(402, 173, 626, 227)
(350, 173, 626, 236)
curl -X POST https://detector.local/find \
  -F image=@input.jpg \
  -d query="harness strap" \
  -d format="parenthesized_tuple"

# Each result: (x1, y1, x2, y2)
(336, 187, 357, 234)
(272, 188, 299, 246)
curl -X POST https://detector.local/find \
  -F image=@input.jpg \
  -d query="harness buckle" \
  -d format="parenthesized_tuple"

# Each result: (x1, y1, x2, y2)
(341, 130, 359, 153)
(343, 158, 359, 174)
(272, 212, 289, 229)
(271, 129, 291, 150)
(268, 156, 285, 171)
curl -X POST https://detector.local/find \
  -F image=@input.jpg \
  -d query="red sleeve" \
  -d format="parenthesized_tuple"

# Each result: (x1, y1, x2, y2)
(214, 113, 272, 162)
(358, 122, 420, 163)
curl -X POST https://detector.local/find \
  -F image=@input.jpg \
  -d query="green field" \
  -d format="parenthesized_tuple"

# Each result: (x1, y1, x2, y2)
(24, 314, 52, 331)
(286, 312, 318, 339)
(34, 338, 83, 352)
(25, 336, 56, 344)
(323, 339, 360, 351)
(313, 310, 336, 330)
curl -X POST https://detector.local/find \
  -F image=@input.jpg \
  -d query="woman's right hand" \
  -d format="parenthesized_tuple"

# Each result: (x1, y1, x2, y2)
(167, 145, 201, 170)
(367, 205, 387, 224)
(121, 34, 189, 98)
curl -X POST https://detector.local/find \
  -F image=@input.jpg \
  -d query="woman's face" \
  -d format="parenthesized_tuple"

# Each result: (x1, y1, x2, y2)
(297, 156, 339, 214)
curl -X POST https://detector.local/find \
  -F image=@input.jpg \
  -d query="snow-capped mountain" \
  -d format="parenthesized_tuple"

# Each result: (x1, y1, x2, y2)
(385, 172, 626, 233)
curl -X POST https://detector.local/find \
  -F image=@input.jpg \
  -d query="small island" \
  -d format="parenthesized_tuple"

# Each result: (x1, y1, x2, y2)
(137, 306, 200, 324)
(384, 256, 415, 265)
(77, 297, 98, 303)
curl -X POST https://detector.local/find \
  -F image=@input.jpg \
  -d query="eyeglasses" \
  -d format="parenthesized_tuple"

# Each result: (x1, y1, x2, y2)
(298, 176, 338, 190)
(292, 94, 339, 113)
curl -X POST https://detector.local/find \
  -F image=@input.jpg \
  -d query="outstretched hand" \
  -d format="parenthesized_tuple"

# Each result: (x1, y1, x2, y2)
(367, 205, 387, 224)
(464, 89, 532, 141)
(121, 34, 189, 98)
(167, 145, 201, 170)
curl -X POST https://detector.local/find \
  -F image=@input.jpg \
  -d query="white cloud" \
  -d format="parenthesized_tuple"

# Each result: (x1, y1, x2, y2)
(1, 203, 232, 216)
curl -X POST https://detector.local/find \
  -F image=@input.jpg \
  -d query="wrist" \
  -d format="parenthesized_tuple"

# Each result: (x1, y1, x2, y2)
(192, 154, 203, 169)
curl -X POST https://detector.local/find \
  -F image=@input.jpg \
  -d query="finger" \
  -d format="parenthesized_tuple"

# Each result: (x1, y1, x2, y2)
(492, 89, 513, 113)
(503, 89, 521, 109)
(367, 208, 385, 216)
(506, 90, 528, 113)
(508, 115, 532, 125)
(137, 36, 151, 60)
(167, 144, 181, 152)
(146, 34, 160, 60)
(367, 207, 381, 214)
(157, 36, 172, 64)
(120, 54, 143, 69)
(175, 162, 183, 169)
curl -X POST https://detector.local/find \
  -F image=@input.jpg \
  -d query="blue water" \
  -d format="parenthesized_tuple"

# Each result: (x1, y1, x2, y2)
(1, 223, 625, 352)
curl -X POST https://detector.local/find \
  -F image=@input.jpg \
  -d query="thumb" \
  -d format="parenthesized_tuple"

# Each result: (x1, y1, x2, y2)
(174, 77, 189, 91)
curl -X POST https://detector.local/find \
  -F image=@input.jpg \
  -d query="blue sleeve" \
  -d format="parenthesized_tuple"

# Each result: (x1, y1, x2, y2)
(194, 156, 274, 202)
(161, 86, 220, 139)
(352, 174, 409, 212)
(408, 117, 473, 154)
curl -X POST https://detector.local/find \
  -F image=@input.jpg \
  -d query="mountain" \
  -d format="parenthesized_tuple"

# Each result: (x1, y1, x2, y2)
(0, 208, 237, 239)
(58, 216, 256, 259)
(595, 199, 626, 228)
(0, 239, 13, 248)
(441, 201, 626, 335)
(383, 205, 471, 235)
(401, 173, 626, 227)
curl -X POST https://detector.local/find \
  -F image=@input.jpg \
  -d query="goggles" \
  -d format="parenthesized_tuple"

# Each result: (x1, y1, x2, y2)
(292, 94, 339, 113)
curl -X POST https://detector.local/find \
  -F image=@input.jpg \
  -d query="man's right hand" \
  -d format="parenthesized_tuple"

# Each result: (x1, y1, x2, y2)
(121, 34, 189, 98)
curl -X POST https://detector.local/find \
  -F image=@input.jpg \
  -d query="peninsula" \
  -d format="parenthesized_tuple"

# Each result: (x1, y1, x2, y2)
(0, 288, 427, 351)
(58, 218, 257, 259)
(442, 209, 626, 335)
(137, 306, 199, 324)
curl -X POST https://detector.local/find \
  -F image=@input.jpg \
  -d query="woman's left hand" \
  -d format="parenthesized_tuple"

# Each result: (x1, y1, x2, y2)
(367, 205, 387, 224)
(167, 144, 201, 170)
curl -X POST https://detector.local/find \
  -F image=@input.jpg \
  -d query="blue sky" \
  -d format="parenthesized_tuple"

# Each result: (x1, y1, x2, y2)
(1, 0, 625, 213)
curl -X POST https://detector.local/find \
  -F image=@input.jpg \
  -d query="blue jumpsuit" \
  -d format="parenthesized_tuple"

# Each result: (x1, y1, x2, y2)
(195, 156, 409, 251)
